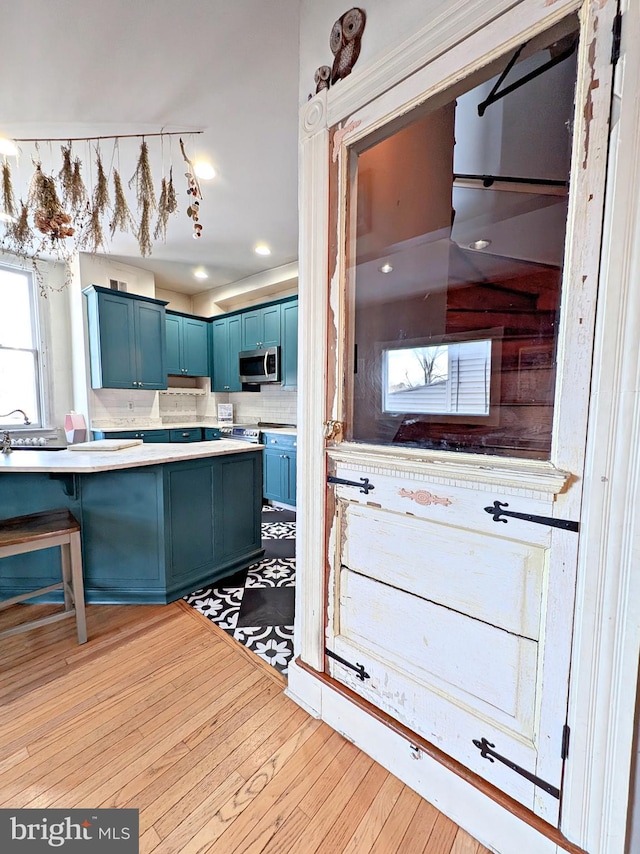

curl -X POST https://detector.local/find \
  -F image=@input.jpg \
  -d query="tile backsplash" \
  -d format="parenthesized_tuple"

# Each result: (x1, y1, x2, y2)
(91, 383, 297, 428)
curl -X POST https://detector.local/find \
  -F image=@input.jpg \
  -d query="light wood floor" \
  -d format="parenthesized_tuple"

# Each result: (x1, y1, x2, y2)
(0, 600, 490, 854)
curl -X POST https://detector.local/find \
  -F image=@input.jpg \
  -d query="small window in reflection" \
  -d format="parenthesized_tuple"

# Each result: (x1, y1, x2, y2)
(383, 339, 491, 416)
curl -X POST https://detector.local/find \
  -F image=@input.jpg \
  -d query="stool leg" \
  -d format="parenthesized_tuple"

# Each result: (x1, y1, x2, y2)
(61, 543, 73, 612)
(69, 531, 87, 644)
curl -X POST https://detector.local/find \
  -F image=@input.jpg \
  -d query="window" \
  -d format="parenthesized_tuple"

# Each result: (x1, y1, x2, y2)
(383, 339, 491, 416)
(0, 264, 43, 428)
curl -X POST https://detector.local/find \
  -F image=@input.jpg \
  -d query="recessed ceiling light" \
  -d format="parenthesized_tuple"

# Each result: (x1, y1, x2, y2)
(254, 243, 271, 256)
(379, 262, 393, 274)
(469, 238, 491, 251)
(194, 269, 208, 280)
(194, 161, 216, 181)
(0, 211, 16, 223)
(0, 138, 18, 157)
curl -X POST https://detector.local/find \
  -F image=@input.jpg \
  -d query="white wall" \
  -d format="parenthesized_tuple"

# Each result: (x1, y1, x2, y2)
(78, 253, 155, 298)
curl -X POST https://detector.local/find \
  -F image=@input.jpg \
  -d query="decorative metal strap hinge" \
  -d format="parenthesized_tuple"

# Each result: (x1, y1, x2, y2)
(484, 500, 579, 532)
(325, 648, 370, 681)
(561, 724, 571, 760)
(472, 737, 560, 799)
(327, 475, 375, 494)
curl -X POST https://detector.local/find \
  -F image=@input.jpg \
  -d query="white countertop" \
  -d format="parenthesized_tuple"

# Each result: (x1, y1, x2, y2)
(0, 440, 263, 473)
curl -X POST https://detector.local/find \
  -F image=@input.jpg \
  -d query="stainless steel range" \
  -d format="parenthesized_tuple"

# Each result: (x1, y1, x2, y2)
(219, 425, 261, 443)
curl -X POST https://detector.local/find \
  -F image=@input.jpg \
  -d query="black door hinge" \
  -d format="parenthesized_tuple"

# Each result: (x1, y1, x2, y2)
(561, 724, 571, 760)
(326, 648, 370, 681)
(611, 9, 622, 67)
(472, 737, 560, 799)
(327, 475, 375, 494)
(484, 500, 579, 532)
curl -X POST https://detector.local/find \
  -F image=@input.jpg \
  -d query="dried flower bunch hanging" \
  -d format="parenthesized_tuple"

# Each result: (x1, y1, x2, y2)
(129, 140, 157, 256)
(1, 162, 17, 220)
(154, 169, 178, 241)
(28, 164, 75, 240)
(110, 169, 135, 237)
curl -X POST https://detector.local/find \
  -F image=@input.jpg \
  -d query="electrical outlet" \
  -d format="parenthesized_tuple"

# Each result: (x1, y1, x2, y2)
(128, 401, 134, 411)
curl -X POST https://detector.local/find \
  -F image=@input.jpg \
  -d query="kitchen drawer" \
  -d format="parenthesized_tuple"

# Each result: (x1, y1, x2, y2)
(261, 432, 297, 449)
(92, 429, 170, 443)
(203, 428, 222, 441)
(169, 428, 203, 443)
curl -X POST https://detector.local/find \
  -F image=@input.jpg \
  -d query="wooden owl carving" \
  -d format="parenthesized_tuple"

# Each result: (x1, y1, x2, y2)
(314, 65, 331, 93)
(330, 7, 366, 85)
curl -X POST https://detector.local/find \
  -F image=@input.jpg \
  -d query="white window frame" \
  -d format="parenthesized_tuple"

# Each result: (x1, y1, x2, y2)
(0, 261, 47, 430)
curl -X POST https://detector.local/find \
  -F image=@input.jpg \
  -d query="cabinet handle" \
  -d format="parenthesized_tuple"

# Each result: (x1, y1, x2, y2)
(139, 382, 143, 388)
(181, 432, 190, 438)
(224, 385, 230, 390)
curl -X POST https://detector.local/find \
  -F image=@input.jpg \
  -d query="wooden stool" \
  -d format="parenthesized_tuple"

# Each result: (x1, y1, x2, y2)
(0, 509, 87, 644)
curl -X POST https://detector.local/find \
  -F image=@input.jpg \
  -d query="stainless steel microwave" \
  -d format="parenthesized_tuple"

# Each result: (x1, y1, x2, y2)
(238, 346, 280, 384)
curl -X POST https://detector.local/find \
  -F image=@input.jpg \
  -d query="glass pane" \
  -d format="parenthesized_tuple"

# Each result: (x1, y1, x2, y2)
(0, 267, 34, 349)
(347, 24, 577, 459)
(0, 350, 39, 426)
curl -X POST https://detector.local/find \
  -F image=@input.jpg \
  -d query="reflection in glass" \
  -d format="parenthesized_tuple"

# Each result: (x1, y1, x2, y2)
(346, 23, 578, 459)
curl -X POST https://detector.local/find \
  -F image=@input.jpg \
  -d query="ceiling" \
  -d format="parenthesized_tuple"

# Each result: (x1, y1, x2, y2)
(0, 0, 301, 296)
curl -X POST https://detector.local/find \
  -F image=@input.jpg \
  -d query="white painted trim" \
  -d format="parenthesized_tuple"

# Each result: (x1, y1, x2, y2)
(561, 1, 640, 849)
(296, 89, 330, 673)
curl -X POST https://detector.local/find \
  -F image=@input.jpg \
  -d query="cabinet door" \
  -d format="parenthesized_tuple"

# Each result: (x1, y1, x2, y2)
(285, 449, 296, 506)
(95, 292, 137, 389)
(263, 447, 285, 502)
(261, 303, 281, 347)
(211, 318, 230, 391)
(165, 313, 182, 375)
(134, 300, 167, 389)
(183, 317, 209, 376)
(281, 301, 298, 389)
(226, 315, 242, 391)
(241, 309, 262, 349)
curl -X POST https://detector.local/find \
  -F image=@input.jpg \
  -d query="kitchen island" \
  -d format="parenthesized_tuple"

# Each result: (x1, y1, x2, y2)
(0, 441, 264, 604)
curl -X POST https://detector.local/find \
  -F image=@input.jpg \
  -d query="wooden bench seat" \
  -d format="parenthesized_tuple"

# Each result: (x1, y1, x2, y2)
(0, 509, 87, 644)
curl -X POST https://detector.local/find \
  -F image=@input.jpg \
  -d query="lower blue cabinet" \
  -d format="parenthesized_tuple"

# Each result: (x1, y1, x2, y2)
(262, 433, 296, 507)
(92, 430, 170, 443)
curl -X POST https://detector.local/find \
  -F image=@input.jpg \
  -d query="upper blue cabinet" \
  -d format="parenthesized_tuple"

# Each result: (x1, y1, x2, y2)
(210, 314, 243, 392)
(83, 286, 168, 390)
(241, 303, 281, 350)
(166, 312, 209, 376)
(281, 300, 298, 389)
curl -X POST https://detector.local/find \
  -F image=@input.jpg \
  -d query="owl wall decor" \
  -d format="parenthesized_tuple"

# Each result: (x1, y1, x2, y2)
(311, 7, 366, 97)
(330, 7, 366, 85)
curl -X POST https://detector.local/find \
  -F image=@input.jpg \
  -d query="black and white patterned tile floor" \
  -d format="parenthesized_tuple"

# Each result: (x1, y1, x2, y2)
(184, 508, 295, 676)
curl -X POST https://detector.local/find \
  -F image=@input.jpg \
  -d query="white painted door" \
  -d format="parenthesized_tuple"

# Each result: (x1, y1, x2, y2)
(321, 1, 617, 826)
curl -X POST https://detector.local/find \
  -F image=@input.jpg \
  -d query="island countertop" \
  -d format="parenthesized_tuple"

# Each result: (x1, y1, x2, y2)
(0, 439, 263, 473)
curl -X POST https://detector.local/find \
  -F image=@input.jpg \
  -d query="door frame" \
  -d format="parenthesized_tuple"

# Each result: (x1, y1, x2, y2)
(289, 0, 640, 851)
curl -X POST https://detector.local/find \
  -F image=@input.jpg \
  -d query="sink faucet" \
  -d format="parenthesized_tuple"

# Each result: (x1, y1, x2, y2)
(0, 409, 31, 425)
(1, 431, 11, 454)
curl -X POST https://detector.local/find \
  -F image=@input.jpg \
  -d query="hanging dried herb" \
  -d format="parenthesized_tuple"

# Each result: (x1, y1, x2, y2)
(166, 167, 178, 213)
(1, 162, 16, 219)
(137, 197, 152, 257)
(58, 145, 74, 204)
(93, 147, 110, 217)
(129, 140, 156, 211)
(8, 201, 33, 248)
(82, 205, 105, 253)
(70, 157, 88, 211)
(27, 165, 74, 240)
(110, 169, 136, 236)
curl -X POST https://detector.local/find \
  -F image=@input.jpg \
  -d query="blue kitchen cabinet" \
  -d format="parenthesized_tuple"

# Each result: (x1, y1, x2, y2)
(241, 302, 281, 350)
(262, 432, 297, 507)
(92, 429, 171, 442)
(210, 314, 242, 392)
(0, 451, 264, 604)
(83, 285, 167, 390)
(281, 299, 298, 389)
(166, 311, 209, 377)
